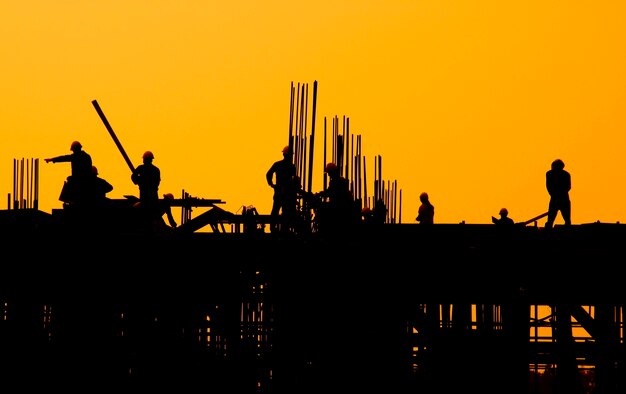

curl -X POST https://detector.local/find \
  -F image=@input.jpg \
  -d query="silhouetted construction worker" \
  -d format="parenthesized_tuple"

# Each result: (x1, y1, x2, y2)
(132, 192, 178, 233)
(45, 140, 93, 205)
(545, 159, 571, 228)
(131, 151, 161, 205)
(266, 146, 297, 233)
(416, 192, 434, 224)
(362, 199, 387, 226)
(159, 193, 178, 229)
(318, 163, 352, 205)
(315, 162, 355, 234)
(88, 165, 113, 204)
(492, 207, 514, 226)
(131, 151, 164, 232)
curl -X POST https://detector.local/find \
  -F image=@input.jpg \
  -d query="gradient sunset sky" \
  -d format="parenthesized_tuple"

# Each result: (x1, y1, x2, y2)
(2, 1, 626, 225)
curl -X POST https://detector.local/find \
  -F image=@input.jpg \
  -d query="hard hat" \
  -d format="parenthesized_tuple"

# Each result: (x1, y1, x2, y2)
(70, 141, 82, 151)
(324, 163, 338, 173)
(91, 166, 98, 175)
(282, 145, 292, 154)
(143, 151, 154, 160)
(499, 208, 508, 216)
(551, 159, 564, 170)
(163, 193, 174, 200)
(420, 192, 429, 200)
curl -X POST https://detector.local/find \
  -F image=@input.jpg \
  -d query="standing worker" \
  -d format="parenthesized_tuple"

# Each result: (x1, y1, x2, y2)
(45, 140, 93, 205)
(266, 145, 297, 233)
(416, 192, 435, 225)
(131, 150, 163, 231)
(131, 150, 161, 205)
(545, 159, 571, 229)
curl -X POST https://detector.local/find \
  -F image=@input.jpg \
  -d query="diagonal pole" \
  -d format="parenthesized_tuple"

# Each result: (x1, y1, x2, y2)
(91, 99, 135, 173)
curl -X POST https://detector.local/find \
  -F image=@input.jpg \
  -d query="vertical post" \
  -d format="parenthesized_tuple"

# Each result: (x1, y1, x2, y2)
(288, 82, 294, 147)
(20, 158, 24, 209)
(307, 80, 317, 193)
(323, 117, 328, 191)
(34, 158, 39, 210)
(13, 159, 17, 209)
(398, 188, 402, 224)
(362, 155, 368, 208)
(344, 116, 350, 181)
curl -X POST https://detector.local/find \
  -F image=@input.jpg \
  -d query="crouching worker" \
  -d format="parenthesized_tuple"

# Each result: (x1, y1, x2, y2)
(158, 193, 178, 229)
(133, 192, 178, 233)
(88, 166, 114, 206)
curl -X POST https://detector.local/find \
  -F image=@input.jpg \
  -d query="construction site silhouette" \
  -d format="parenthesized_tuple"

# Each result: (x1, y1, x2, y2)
(0, 83, 623, 393)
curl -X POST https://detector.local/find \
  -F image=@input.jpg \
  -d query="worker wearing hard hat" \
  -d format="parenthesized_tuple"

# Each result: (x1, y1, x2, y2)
(45, 140, 93, 205)
(266, 145, 297, 234)
(131, 150, 161, 204)
(492, 207, 514, 226)
(160, 193, 178, 228)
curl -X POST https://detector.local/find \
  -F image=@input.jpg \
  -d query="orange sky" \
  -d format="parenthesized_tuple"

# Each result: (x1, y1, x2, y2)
(2, 1, 626, 226)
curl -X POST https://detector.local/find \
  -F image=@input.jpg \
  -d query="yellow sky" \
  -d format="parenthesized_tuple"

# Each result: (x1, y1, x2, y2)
(2, 1, 626, 225)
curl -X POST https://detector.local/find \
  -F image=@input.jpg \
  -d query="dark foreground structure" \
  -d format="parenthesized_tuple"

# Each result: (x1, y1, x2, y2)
(0, 206, 624, 393)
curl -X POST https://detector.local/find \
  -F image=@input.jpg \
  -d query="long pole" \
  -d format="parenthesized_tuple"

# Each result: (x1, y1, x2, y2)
(287, 82, 295, 151)
(91, 99, 135, 173)
(307, 81, 317, 193)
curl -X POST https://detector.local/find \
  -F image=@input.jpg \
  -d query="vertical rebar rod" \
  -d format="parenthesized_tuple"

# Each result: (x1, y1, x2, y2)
(288, 82, 294, 149)
(13, 159, 17, 209)
(307, 81, 318, 193)
(20, 158, 24, 209)
(362, 155, 368, 208)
